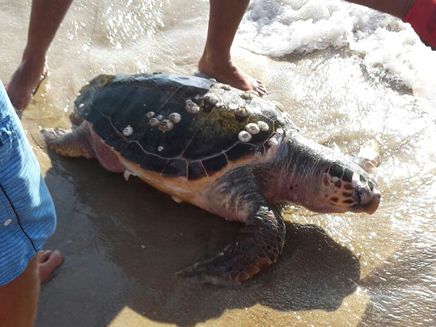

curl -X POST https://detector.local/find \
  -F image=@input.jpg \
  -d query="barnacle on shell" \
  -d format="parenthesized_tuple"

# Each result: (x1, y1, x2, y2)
(123, 125, 134, 137)
(245, 123, 260, 135)
(238, 130, 252, 142)
(169, 113, 181, 123)
(185, 99, 200, 113)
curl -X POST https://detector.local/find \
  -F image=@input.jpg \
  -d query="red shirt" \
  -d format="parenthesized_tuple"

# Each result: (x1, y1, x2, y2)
(403, 0, 436, 49)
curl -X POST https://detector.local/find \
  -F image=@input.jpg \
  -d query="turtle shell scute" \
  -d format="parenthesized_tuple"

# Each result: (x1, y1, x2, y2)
(162, 159, 188, 177)
(119, 142, 147, 163)
(226, 143, 257, 161)
(187, 161, 208, 180)
(202, 154, 229, 175)
(139, 154, 168, 174)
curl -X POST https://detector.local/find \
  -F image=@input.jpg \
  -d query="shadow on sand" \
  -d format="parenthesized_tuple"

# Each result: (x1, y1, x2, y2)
(37, 155, 360, 327)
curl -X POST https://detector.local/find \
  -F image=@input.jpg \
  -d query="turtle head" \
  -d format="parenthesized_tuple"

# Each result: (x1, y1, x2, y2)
(315, 161, 381, 215)
(272, 137, 381, 215)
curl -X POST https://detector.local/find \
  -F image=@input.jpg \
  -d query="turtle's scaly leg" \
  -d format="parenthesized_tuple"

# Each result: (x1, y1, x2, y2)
(42, 121, 95, 158)
(177, 205, 285, 285)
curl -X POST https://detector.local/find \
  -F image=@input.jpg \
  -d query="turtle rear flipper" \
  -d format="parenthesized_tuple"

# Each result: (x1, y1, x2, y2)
(177, 206, 285, 285)
(42, 121, 95, 158)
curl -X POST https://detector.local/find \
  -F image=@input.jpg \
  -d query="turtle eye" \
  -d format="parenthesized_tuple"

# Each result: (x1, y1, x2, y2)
(342, 168, 353, 183)
(329, 164, 343, 178)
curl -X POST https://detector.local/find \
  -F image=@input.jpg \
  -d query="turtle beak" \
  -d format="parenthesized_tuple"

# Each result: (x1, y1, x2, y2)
(352, 186, 381, 215)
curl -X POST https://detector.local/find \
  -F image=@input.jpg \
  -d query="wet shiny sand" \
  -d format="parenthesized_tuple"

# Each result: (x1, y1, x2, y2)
(1, 0, 435, 326)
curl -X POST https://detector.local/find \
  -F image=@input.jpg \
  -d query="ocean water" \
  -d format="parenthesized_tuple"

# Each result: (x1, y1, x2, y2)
(0, 0, 435, 326)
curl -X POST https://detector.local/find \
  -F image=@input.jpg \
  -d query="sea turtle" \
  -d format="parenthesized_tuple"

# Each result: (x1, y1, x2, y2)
(42, 73, 381, 284)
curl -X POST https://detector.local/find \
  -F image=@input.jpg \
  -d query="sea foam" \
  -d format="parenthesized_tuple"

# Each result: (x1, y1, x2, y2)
(238, 0, 436, 111)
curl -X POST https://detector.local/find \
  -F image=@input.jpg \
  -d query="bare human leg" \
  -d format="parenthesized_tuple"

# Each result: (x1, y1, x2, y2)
(0, 255, 40, 327)
(198, 0, 267, 96)
(0, 251, 63, 327)
(6, 0, 74, 111)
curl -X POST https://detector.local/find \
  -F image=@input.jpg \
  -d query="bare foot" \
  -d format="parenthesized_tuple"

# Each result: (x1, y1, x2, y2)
(5, 56, 48, 111)
(38, 250, 63, 282)
(198, 54, 267, 96)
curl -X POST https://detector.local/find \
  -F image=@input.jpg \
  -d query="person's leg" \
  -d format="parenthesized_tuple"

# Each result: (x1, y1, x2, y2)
(198, 0, 267, 95)
(0, 251, 61, 327)
(0, 254, 39, 327)
(345, 0, 417, 19)
(6, 0, 74, 111)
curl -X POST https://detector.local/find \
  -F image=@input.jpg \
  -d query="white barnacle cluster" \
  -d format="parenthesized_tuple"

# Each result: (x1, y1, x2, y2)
(277, 116, 286, 126)
(220, 84, 231, 91)
(123, 125, 134, 137)
(215, 102, 226, 109)
(146, 110, 182, 132)
(229, 103, 238, 111)
(268, 136, 279, 148)
(235, 106, 252, 118)
(149, 118, 159, 127)
(185, 99, 200, 114)
(169, 112, 181, 123)
(204, 93, 219, 105)
(238, 121, 269, 143)
(245, 123, 260, 135)
(238, 130, 252, 143)
(232, 89, 258, 118)
(240, 91, 254, 101)
(158, 119, 174, 132)
(257, 121, 269, 131)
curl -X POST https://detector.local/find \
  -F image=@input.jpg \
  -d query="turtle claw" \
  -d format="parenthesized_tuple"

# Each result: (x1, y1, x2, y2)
(41, 127, 71, 141)
(176, 253, 258, 286)
(176, 262, 242, 286)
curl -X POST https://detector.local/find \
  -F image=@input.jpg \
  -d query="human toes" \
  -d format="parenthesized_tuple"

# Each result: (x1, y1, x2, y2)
(254, 80, 268, 97)
(38, 250, 63, 282)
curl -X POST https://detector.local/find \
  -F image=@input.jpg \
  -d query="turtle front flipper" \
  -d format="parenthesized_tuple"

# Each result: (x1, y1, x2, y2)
(177, 206, 285, 285)
(351, 141, 381, 174)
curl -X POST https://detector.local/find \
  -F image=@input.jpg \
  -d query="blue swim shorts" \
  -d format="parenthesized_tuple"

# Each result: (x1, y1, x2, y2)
(0, 83, 56, 286)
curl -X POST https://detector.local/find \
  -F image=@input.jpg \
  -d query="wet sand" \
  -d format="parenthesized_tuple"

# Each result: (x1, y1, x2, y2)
(1, 0, 436, 326)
